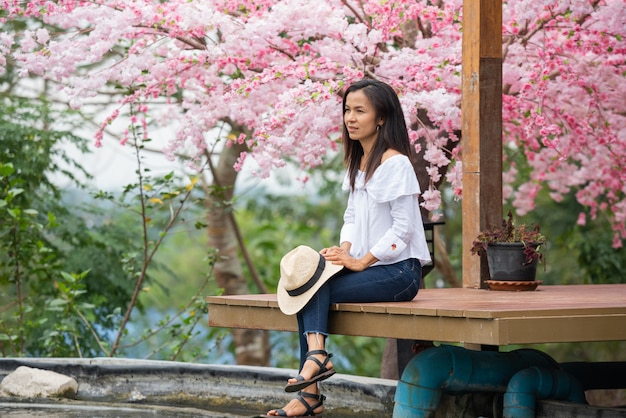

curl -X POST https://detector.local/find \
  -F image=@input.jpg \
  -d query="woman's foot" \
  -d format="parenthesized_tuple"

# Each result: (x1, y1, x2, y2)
(265, 390, 325, 417)
(285, 350, 335, 393)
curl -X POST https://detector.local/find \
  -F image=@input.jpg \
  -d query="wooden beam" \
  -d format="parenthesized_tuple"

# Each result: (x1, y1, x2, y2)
(461, 0, 503, 288)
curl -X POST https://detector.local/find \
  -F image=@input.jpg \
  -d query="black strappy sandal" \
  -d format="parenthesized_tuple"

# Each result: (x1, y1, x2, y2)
(285, 349, 335, 393)
(260, 391, 326, 417)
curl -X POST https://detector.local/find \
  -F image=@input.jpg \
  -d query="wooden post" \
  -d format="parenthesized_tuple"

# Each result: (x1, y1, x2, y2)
(461, 0, 503, 288)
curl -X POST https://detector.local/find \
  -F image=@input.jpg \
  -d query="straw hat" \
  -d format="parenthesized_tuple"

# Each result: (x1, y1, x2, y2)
(277, 245, 344, 315)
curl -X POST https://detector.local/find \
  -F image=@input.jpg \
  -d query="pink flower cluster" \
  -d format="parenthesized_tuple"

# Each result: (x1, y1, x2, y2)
(1, 0, 625, 245)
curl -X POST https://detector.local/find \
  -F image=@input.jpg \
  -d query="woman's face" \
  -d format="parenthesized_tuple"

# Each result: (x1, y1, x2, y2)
(344, 89, 380, 144)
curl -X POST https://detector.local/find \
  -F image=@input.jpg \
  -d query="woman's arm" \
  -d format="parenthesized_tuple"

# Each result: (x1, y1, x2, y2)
(321, 246, 378, 272)
(339, 189, 355, 248)
(368, 194, 415, 262)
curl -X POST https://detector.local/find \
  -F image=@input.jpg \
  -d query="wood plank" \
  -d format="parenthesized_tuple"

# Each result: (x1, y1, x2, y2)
(207, 285, 626, 345)
(328, 313, 500, 343)
(209, 285, 626, 318)
(497, 314, 626, 345)
(207, 293, 276, 307)
(209, 304, 295, 332)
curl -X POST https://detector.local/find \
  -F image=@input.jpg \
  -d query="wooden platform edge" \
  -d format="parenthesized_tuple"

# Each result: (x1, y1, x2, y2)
(206, 285, 626, 345)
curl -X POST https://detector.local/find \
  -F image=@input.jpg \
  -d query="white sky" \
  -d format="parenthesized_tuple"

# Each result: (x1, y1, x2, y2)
(53, 133, 323, 200)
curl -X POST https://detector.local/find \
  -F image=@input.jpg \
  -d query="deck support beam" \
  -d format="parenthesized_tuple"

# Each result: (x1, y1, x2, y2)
(461, 0, 503, 288)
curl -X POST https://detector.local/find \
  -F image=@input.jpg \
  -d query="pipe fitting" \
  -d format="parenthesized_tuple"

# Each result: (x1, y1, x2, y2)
(393, 345, 557, 418)
(503, 366, 586, 418)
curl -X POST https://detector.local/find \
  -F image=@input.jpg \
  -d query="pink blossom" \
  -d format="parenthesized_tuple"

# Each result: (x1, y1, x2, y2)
(1, 0, 625, 245)
(35, 28, 49, 44)
(446, 163, 463, 198)
(421, 188, 442, 212)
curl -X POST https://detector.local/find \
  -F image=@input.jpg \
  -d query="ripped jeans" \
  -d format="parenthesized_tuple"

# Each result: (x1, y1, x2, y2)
(295, 258, 422, 368)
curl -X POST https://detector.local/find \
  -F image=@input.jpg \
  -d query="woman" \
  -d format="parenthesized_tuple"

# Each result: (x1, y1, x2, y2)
(265, 79, 431, 417)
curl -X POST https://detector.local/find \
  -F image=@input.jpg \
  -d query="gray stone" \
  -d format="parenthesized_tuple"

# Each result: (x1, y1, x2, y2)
(0, 366, 77, 399)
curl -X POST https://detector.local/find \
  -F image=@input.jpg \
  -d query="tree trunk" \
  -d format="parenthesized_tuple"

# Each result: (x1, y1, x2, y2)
(205, 136, 270, 367)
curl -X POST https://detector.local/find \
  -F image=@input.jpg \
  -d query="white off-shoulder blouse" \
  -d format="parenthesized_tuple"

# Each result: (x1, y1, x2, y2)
(339, 154, 432, 266)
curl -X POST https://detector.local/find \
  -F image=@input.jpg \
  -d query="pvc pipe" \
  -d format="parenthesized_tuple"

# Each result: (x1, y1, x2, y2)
(503, 366, 586, 418)
(393, 345, 557, 418)
(393, 345, 625, 418)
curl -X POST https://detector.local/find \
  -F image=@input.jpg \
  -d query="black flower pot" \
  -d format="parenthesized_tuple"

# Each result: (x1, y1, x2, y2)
(486, 242, 539, 281)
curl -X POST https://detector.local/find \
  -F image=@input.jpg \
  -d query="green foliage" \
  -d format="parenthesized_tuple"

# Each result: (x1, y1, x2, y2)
(52, 165, 215, 360)
(508, 188, 626, 286)
(0, 97, 90, 193)
(40, 270, 107, 357)
(0, 161, 54, 355)
(239, 193, 344, 292)
(575, 218, 626, 284)
(86, 104, 211, 357)
(0, 97, 100, 356)
(118, 244, 223, 363)
(0, 96, 213, 359)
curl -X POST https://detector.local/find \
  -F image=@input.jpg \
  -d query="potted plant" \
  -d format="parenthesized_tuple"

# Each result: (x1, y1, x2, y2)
(470, 210, 546, 282)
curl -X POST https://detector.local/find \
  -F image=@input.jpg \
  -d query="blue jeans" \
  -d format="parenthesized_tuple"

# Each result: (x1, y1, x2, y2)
(295, 258, 422, 367)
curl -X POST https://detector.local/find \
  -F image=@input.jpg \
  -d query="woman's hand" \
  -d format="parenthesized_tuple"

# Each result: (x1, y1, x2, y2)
(320, 246, 375, 272)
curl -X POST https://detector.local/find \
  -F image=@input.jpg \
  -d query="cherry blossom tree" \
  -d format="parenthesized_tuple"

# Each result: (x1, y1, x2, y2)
(1, 0, 625, 248)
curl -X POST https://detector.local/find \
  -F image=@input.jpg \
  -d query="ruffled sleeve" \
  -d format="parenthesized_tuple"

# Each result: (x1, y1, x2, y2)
(366, 155, 421, 202)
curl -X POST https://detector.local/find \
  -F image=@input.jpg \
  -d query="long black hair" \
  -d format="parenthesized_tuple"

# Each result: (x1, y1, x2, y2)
(342, 79, 412, 190)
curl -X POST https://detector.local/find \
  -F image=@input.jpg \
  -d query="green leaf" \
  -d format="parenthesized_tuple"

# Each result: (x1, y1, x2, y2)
(8, 188, 24, 198)
(0, 163, 15, 176)
(49, 298, 68, 307)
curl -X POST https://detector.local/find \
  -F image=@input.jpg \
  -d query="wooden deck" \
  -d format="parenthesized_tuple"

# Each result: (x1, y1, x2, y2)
(207, 284, 626, 346)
